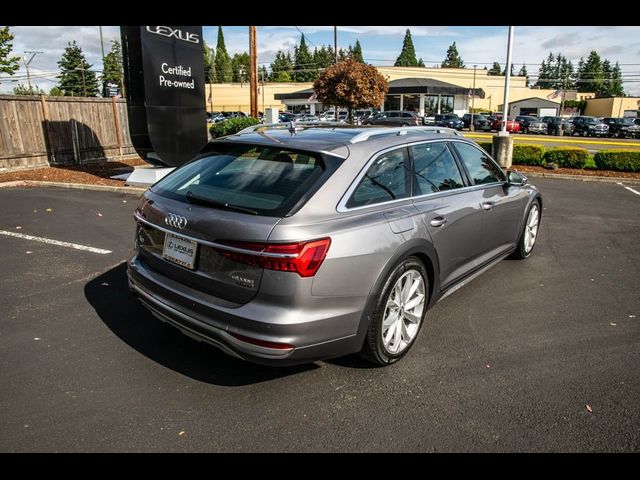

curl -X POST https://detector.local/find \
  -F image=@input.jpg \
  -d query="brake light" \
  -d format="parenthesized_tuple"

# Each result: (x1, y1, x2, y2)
(217, 238, 331, 277)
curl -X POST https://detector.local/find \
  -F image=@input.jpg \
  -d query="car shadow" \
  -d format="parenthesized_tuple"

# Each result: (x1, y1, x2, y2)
(84, 262, 318, 386)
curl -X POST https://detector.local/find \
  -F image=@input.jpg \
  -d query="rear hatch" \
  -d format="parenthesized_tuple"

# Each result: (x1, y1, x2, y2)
(134, 142, 329, 304)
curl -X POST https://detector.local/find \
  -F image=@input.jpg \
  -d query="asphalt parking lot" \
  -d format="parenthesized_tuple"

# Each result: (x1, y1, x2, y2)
(0, 180, 639, 452)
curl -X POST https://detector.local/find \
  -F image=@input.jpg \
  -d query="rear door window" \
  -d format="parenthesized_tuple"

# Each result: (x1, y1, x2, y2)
(410, 142, 465, 195)
(152, 144, 325, 217)
(347, 148, 410, 208)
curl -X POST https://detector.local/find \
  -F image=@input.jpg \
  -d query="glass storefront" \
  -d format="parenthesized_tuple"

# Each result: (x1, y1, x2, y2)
(440, 95, 454, 114)
(403, 94, 420, 112)
(425, 95, 439, 115)
(384, 95, 401, 111)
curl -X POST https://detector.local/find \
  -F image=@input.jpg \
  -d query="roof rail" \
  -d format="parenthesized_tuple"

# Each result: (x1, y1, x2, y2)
(235, 121, 346, 135)
(349, 126, 463, 144)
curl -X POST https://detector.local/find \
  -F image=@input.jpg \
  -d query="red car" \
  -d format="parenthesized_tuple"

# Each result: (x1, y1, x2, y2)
(488, 115, 521, 133)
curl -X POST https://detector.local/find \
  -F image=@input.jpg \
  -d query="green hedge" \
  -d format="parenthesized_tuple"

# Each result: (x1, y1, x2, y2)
(478, 142, 492, 155)
(210, 117, 260, 138)
(593, 150, 640, 172)
(512, 144, 545, 166)
(543, 147, 590, 169)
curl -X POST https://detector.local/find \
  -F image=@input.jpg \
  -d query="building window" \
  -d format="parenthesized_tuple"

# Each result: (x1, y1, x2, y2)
(384, 95, 401, 111)
(425, 95, 439, 115)
(440, 95, 454, 114)
(403, 94, 420, 112)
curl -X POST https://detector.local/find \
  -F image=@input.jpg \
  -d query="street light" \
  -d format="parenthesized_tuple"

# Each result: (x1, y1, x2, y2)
(470, 65, 477, 131)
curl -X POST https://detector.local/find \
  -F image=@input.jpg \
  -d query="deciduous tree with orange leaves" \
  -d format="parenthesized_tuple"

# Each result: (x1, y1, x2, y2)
(313, 59, 388, 124)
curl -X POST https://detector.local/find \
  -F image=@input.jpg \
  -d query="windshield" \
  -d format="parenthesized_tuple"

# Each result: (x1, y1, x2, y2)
(619, 118, 634, 125)
(585, 117, 601, 124)
(152, 144, 325, 217)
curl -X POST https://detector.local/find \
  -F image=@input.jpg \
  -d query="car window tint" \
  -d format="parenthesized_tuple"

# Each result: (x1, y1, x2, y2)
(453, 142, 505, 185)
(152, 145, 324, 217)
(410, 142, 464, 195)
(388, 112, 400, 118)
(347, 148, 410, 208)
(402, 113, 413, 118)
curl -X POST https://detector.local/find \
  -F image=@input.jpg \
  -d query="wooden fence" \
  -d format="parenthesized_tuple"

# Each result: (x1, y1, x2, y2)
(0, 95, 137, 168)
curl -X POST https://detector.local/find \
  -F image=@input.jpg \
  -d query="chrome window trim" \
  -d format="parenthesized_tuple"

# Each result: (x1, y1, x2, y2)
(133, 211, 298, 259)
(337, 138, 505, 213)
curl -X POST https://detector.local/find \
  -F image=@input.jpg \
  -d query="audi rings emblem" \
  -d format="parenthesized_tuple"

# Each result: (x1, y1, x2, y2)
(165, 213, 188, 230)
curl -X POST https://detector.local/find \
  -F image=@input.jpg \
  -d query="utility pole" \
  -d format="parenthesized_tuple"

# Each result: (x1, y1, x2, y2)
(334, 26, 338, 122)
(249, 26, 258, 118)
(493, 26, 515, 169)
(470, 65, 477, 131)
(558, 74, 566, 136)
(23, 51, 43, 93)
(99, 26, 105, 60)
(261, 68, 265, 116)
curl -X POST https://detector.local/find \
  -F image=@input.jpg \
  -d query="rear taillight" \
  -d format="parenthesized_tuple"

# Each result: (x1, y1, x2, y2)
(217, 238, 331, 277)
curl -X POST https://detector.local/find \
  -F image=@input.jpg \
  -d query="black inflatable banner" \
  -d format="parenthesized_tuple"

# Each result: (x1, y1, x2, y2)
(121, 26, 207, 167)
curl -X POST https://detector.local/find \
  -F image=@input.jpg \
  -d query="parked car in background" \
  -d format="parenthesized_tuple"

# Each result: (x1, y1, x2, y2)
(296, 114, 320, 122)
(434, 114, 464, 130)
(541, 116, 574, 136)
(515, 116, 547, 134)
(462, 114, 492, 132)
(602, 117, 640, 138)
(278, 112, 296, 122)
(127, 124, 542, 366)
(571, 116, 609, 137)
(362, 110, 422, 127)
(488, 115, 521, 133)
(423, 115, 436, 126)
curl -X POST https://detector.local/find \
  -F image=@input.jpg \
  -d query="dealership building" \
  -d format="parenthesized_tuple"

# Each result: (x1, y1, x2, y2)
(205, 65, 640, 118)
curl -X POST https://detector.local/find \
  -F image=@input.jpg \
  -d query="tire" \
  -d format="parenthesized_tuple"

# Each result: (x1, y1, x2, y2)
(360, 257, 429, 366)
(510, 200, 541, 260)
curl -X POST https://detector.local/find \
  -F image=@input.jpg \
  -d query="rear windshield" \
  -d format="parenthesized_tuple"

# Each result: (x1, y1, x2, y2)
(151, 144, 325, 217)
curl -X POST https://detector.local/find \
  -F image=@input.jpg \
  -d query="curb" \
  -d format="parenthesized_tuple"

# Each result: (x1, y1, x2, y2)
(0, 180, 147, 194)
(521, 171, 640, 185)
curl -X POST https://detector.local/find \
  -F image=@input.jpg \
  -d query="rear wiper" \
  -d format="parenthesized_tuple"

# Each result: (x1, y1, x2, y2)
(185, 190, 258, 215)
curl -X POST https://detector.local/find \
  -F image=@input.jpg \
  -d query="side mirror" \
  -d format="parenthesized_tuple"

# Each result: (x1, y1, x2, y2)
(507, 170, 528, 186)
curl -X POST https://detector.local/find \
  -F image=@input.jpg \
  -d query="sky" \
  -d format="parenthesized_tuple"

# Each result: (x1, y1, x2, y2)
(2, 25, 640, 96)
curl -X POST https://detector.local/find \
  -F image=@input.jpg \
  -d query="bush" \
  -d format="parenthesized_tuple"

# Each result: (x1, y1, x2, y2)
(543, 147, 590, 169)
(512, 144, 545, 166)
(210, 117, 260, 138)
(477, 142, 492, 155)
(593, 150, 640, 172)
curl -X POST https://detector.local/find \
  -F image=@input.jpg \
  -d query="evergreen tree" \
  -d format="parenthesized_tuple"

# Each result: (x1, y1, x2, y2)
(338, 47, 350, 62)
(502, 63, 515, 76)
(0, 26, 20, 75)
(610, 61, 624, 96)
(313, 45, 334, 70)
(441, 42, 464, 68)
(488, 62, 502, 76)
(535, 52, 573, 90)
(293, 34, 315, 82)
(418, 58, 425, 67)
(13, 84, 44, 95)
(394, 29, 419, 67)
(518, 64, 529, 86)
(56, 41, 99, 97)
(602, 59, 612, 96)
(102, 40, 124, 95)
(203, 40, 215, 83)
(353, 40, 364, 63)
(231, 52, 250, 83)
(49, 86, 63, 96)
(269, 50, 293, 82)
(214, 26, 233, 82)
(576, 50, 604, 95)
(259, 65, 268, 82)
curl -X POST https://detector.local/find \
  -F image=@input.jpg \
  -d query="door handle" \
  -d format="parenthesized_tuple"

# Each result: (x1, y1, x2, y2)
(481, 202, 494, 211)
(430, 216, 447, 227)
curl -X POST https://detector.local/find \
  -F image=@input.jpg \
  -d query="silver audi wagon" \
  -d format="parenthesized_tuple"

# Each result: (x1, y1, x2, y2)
(127, 124, 542, 366)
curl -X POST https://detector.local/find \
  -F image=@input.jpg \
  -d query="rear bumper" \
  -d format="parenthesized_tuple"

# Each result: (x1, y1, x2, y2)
(127, 254, 368, 366)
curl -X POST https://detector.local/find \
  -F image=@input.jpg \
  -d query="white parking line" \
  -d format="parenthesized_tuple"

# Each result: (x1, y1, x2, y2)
(616, 182, 640, 197)
(0, 230, 112, 254)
